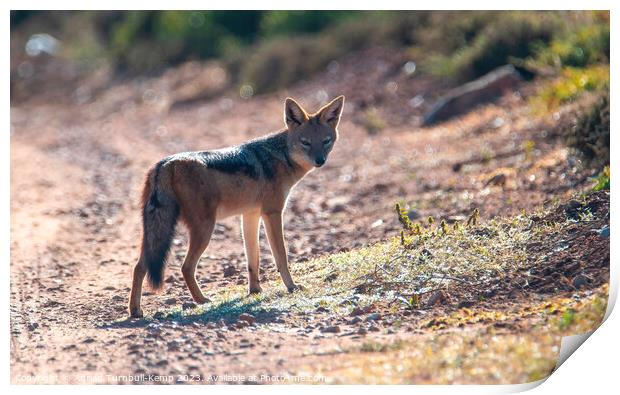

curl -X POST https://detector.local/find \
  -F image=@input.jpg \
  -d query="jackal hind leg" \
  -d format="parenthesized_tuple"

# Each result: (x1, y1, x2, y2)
(128, 257, 147, 318)
(181, 218, 215, 304)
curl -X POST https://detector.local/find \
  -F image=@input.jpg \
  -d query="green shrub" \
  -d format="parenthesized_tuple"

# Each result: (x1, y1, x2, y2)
(422, 12, 562, 82)
(533, 18, 609, 69)
(414, 11, 499, 55)
(238, 35, 338, 93)
(258, 11, 358, 37)
(236, 12, 423, 93)
(565, 91, 610, 170)
(530, 65, 609, 111)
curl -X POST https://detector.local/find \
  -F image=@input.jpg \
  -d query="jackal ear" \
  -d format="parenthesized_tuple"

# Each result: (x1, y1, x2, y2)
(317, 95, 345, 128)
(284, 97, 309, 129)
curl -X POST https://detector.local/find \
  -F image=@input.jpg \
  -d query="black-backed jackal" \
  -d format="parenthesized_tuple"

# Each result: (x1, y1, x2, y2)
(129, 96, 345, 317)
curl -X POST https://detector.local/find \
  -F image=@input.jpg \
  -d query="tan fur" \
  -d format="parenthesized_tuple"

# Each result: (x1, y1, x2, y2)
(128, 96, 345, 317)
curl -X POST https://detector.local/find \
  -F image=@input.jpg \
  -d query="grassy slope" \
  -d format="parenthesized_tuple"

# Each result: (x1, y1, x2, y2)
(142, 190, 608, 384)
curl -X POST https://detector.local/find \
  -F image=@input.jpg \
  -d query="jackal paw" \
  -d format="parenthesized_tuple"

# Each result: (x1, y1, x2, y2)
(287, 283, 305, 293)
(249, 285, 263, 295)
(193, 295, 211, 305)
(129, 307, 144, 318)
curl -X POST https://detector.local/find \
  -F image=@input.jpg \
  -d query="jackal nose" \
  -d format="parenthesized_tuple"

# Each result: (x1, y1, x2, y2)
(314, 157, 326, 167)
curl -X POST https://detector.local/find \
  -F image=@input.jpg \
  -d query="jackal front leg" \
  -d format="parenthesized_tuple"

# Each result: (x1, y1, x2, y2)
(263, 211, 301, 292)
(242, 211, 262, 294)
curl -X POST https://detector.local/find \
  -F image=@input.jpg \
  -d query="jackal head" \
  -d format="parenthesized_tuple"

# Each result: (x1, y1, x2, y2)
(284, 95, 345, 169)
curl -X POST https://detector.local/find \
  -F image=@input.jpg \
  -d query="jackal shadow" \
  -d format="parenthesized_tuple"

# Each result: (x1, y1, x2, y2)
(99, 295, 286, 329)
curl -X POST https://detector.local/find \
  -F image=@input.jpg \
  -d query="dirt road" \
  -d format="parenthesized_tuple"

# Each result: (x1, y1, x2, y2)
(10, 49, 608, 384)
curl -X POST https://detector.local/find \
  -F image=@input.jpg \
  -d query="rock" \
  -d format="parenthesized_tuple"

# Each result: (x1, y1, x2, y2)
(368, 325, 380, 332)
(350, 305, 373, 316)
(321, 325, 341, 334)
(365, 313, 381, 322)
(427, 290, 449, 306)
(153, 311, 166, 320)
(563, 200, 582, 219)
(458, 300, 476, 308)
(325, 196, 350, 213)
(167, 340, 181, 351)
(357, 327, 368, 335)
(223, 265, 239, 277)
(239, 338, 254, 348)
(164, 297, 177, 305)
(182, 302, 197, 310)
(165, 275, 176, 284)
(238, 313, 256, 325)
(350, 307, 364, 316)
(598, 226, 610, 238)
(572, 274, 591, 289)
(82, 337, 95, 344)
(315, 306, 329, 313)
(423, 65, 523, 125)
(324, 272, 338, 283)
(349, 317, 363, 324)
(508, 289, 525, 299)
(485, 173, 507, 187)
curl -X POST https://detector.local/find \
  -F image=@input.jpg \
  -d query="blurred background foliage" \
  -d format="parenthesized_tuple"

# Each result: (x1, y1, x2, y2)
(10, 10, 609, 176)
(11, 10, 609, 94)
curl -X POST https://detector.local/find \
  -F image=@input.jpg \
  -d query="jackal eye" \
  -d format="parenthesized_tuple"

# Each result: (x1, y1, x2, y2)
(300, 138, 311, 148)
(322, 137, 332, 146)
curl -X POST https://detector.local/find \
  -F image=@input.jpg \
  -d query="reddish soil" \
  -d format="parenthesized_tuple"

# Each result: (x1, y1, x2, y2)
(10, 48, 609, 384)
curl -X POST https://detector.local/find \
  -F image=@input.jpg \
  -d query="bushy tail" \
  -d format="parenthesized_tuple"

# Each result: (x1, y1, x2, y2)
(140, 162, 179, 289)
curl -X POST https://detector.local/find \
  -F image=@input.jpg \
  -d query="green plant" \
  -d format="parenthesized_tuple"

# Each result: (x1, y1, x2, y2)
(565, 91, 610, 169)
(399, 294, 420, 309)
(361, 107, 387, 134)
(395, 203, 414, 232)
(360, 340, 406, 353)
(592, 166, 610, 191)
(559, 308, 576, 330)
(531, 65, 609, 111)
(523, 140, 536, 161)
(467, 208, 480, 227)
